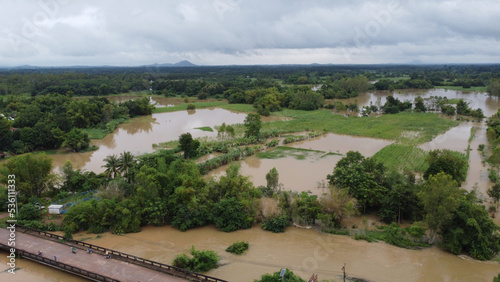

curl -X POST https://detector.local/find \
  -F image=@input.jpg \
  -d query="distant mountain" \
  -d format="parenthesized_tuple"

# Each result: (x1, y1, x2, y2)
(174, 60, 196, 67)
(150, 60, 196, 67)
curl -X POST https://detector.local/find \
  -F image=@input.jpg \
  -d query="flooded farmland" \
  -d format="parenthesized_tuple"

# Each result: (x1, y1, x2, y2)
(39, 89, 500, 281)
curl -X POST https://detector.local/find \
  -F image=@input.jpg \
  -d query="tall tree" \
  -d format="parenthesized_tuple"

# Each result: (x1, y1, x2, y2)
(179, 132, 200, 159)
(418, 172, 464, 243)
(265, 167, 279, 192)
(424, 149, 468, 186)
(0, 153, 55, 198)
(327, 151, 387, 210)
(0, 116, 12, 151)
(244, 113, 262, 138)
(118, 151, 136, 181)
(103, 154, 120, 178)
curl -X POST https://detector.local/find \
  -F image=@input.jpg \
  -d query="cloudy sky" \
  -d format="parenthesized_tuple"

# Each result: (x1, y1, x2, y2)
(1, 0, 499, 66)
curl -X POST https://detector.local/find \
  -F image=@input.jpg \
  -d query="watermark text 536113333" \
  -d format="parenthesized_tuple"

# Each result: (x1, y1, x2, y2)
(7, 175, 18, 274)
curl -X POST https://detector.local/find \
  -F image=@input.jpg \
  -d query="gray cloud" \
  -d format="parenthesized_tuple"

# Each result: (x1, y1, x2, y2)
(0, 0, 499, 66)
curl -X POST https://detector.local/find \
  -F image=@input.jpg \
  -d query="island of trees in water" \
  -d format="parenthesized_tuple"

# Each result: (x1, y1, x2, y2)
(1, 64, 500, 273)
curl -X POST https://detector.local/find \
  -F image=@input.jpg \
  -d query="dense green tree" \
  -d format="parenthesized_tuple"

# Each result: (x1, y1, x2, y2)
(441, 192, 500, 260)
(0, 153, 55, 198)
(61, 128, 90, 152)
(292, 192, 321, 225)
(179, 132, 200, 159)
(172, 246, 219, 272)
(327, 151, 388, 210)
(378, 180, 421, 224)
(414, 96, 427, 112)
(418, 172, 464, 243)
(67, 99, 101, 128)
(487, 79, 500, 97)
(382, 96, 412, 114)
(424, 149, 467, 186)
(288, 89, 324, 111)
(18, 203, 41, 220)
(13, 104, 43, 128)
(244, 113, 262, 138)
(212, 197, 252, 232)
(0, 116, 12, 151)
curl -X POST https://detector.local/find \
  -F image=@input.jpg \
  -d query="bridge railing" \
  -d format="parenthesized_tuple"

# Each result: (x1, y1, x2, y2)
(0, 243, 119, 282)
(16, 224, 227, 282)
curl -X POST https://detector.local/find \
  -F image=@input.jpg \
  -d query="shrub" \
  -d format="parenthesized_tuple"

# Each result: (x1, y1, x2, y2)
(262, 214, 289, 233)
(226, 241, 249, 255)
(255, 268, 306, 282)
(187, 103, 196, 110)
(172, 246, 219, 272)
(18, 203, 41, 220)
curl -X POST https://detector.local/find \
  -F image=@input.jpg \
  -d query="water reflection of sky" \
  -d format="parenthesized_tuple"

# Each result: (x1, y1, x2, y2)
(344, 89, 500, 117)
(51, 108, 247, 173)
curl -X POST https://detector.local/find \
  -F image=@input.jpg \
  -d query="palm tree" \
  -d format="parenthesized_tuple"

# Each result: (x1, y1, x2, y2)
(102, 154, 120, 179)
(118, 151, 136, 181)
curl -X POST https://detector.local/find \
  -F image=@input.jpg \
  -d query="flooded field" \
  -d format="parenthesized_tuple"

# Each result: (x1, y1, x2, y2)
(37, 89, 500, 281)
(50, 108, 247, 172)
(207, 134, 392, 194)
(343, 88, 500, 117)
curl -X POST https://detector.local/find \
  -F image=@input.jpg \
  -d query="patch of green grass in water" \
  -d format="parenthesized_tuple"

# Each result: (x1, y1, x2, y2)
(195, 126, 214, 132)
(258, 146, 325, 160)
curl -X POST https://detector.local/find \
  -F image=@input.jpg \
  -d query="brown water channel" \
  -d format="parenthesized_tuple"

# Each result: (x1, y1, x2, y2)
(38, 225, 498, 282)
(0, 252, 86, 282)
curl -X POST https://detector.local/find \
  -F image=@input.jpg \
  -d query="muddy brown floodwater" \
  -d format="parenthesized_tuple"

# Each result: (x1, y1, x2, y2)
(343, 88, 500, 117)
(50, 108, 248, 173)
(207, 134, 392, 195)
(59, 225, 500, 282)
(0, 252, 86, 282)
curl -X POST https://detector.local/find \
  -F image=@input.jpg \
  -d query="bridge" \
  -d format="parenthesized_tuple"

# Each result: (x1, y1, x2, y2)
(0, 225, 227, 282)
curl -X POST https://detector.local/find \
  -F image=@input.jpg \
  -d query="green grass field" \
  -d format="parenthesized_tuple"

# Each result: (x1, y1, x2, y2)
(372, 144, 429, 173)
(265, 110, 458, 143)
(435, 86, 487, 92)
(220, 103, 256, 113)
